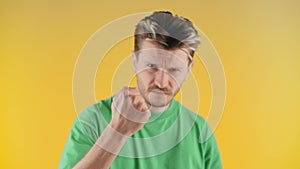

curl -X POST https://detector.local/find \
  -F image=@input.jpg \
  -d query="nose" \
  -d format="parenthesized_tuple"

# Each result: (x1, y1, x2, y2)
(154, 69, 169, 89)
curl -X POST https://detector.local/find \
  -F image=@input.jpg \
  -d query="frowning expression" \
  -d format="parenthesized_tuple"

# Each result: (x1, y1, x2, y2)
(132, 40, 193, 111)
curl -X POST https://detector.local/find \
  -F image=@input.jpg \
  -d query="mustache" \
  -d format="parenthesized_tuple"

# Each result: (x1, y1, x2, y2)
(147, 86, 172, 95)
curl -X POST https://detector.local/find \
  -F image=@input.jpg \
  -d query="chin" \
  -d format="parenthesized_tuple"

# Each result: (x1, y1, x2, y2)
(147, 92, 172, 107)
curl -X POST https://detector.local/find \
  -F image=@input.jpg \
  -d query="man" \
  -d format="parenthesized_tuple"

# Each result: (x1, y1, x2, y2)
(59, 11, 222, 169)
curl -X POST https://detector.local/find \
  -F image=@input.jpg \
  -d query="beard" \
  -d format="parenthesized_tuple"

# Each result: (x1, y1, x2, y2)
(137, 80, 180, 109)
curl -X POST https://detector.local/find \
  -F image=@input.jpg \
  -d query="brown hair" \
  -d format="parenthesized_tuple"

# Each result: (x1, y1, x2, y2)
(134, 11, 200, 57)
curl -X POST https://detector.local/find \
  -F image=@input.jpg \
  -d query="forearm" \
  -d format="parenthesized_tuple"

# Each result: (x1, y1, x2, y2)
(72, 144, 119, 169)
(72, 87, 150, 169)
(72, 125, 128, 169)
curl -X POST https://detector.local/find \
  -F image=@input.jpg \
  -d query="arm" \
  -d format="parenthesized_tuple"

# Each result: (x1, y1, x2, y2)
(72, 125, 127, 169)
(201, 123, 222, 169)
(204, 135, 222, 169)
(58, 119, 126, 169)
(71, 138, 122, 169)
(68, 87, 150, 169)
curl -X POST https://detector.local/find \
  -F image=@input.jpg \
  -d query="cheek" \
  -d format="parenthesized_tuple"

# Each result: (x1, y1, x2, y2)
(137, 72, 153, 85)
(170, 80, 180, 92)
(168, 75, 183, 88)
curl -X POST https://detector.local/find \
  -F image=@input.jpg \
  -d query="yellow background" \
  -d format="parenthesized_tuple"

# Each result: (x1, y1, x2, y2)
(1, 0, 300, 168)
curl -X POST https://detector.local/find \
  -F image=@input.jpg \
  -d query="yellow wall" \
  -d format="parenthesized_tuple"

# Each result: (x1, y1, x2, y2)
(1, 0, 300, 168)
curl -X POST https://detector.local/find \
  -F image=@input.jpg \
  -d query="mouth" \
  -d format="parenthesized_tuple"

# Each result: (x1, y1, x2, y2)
(150, 89, 170, 95)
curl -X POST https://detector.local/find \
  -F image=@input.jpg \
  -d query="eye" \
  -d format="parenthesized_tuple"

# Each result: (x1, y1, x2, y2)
(146, 63, 157, 68)
(168, 68, 180, 73)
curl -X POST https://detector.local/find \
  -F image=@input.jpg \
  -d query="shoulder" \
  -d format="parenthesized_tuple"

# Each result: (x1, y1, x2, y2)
(76, 96, 113, 142)
(78, 97, 112, 121)
(174, 100, 215, 143)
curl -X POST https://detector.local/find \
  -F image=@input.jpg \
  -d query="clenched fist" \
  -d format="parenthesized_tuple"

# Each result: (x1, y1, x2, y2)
(109, 87, 151, 137)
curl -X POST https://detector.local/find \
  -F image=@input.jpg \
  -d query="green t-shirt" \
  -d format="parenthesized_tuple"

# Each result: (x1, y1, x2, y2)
(58, 97, 222, 169)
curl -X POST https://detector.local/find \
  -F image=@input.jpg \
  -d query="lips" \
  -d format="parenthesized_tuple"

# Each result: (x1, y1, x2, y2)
(150, 89, 171, 95)
(151, 89, 165, 93)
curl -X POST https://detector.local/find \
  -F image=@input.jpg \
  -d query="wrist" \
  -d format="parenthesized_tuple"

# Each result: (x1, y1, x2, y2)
(110, 123, 133, 137)
(95, 124, 129, 155)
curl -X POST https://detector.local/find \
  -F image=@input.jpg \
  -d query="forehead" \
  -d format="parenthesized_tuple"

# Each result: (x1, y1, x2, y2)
(138, 40, 190, 65)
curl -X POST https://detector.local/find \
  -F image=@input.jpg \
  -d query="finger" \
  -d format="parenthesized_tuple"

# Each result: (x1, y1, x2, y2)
(130, 93, 150, 111)
(114, 86, 151, 123)
(112, 89, 126, 116)
(127, 87, 142, 96)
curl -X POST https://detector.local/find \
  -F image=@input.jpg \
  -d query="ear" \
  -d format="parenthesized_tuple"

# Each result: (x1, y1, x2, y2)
(188, 60, 194, 72)
(183, 61, 194, 80)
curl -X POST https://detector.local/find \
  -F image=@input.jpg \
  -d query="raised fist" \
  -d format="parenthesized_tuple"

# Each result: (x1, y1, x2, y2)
(109, 87, 151, 136)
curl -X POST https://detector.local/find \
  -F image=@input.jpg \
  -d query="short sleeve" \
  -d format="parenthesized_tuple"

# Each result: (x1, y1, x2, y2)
(58, 118, 95, 169)
(201, 123, 222, 169)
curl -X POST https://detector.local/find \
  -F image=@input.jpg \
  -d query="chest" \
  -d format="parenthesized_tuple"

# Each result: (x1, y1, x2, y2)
(110, 132, 205, 169)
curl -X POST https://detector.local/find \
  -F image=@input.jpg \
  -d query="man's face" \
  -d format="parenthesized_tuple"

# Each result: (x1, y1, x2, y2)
(132, 40, 193, 111)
